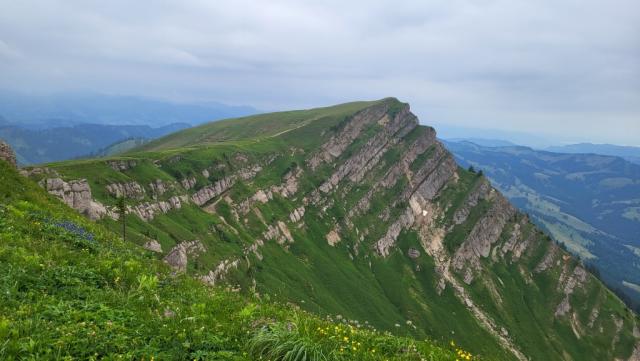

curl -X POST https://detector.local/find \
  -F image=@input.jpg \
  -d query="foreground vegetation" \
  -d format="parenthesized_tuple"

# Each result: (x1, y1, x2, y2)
(0, 160, 476, 360)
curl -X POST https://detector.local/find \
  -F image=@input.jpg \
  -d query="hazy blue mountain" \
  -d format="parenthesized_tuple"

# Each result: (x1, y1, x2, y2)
(0, 91, 257, 128)
(444, 140, 640, 308)
(444, 137, 517, 147)
(432, 123, 559, 148)
(0, 123, 190, 165)
(548, 143, 640, 165)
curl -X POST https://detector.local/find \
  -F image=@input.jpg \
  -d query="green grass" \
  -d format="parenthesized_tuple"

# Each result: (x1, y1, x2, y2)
(138, 99, 388, 152)
(0, 160, 478, 360)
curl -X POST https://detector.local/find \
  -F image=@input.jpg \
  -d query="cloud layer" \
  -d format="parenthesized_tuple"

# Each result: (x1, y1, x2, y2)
(1, 0, 638, 144)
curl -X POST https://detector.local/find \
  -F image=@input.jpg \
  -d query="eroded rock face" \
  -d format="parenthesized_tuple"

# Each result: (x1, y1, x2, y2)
(272, 168, 302, 198)
(163, 240, 206, 272)
(253, 189, 272, 203)
(181, 177, 197, 190)
(200, 259, 240, 286)
(319, 105, 418, 194)
(534, 244, 560, 273)
(413, 156, 457, 201)
(129, 196, 184, 221)
(236, 169, 303, 215)
(452, 195, 516, 281)
(106, 182, 145, 199)
(346, 129, 438, 224)
(41, 178, 109, 220)
(289, 206, 305, 223)
(453, 179, 491, 225)
(263, 221, 294, 245)
(308, 102, 391, 170)
(373, 154, 457, 258)
(0, 141, 17, 168)
(554, 266, 588, 317)
(375, 207, 415, 256)
(629, 343, 640, 361)
(238, 164, 263, 180)
(191, 177, 234, 206)
(326, 228, 341, 246)
(149, 179, 168, 197)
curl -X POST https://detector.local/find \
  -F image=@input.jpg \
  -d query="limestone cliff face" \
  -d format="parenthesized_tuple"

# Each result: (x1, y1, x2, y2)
(30, 98, 640, 361)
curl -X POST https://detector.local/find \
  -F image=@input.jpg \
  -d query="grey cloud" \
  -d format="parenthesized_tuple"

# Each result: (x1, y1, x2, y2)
(0, 0, 638, 144)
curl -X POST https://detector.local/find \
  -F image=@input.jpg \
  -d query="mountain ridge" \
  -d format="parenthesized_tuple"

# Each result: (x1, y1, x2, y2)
(547, 143, 640, 165)
(23, 98, 640, 360)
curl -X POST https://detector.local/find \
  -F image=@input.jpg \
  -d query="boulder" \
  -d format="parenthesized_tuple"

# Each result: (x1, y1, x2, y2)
(143, 240, 163, 253)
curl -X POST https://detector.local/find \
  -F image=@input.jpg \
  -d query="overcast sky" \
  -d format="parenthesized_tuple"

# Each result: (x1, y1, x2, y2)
(1, 0, 639, 145)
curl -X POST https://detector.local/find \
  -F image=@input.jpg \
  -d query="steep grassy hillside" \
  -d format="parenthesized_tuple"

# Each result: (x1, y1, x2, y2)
(0, 160, 471, 360)
(24, 98, 640, 361)
(444, 140, 640, 309)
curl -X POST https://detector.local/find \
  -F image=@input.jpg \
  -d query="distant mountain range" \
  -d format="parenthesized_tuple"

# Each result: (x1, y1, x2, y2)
(444, 140, 640, 308)
(0, 91, 256, 128)
(444, 137, 640, 165)
(0, 123, 190, 165)
(445, 138, 517, 147)
(547, 143, 640, 165)
(0, 91, 260, 165)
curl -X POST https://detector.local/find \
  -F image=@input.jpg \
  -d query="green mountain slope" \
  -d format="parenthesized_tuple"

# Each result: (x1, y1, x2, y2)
(0, 155, 468, 360)
(444, 140, 640, 310)
(23, 98, 640, 361)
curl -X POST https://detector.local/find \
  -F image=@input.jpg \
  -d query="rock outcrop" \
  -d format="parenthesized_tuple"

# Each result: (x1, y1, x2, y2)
(106, 182, 146, 199)
(0, 141, 17, 168)
(149, 179, 169, 197)
(129, 196, 184, 221)
(143, 240, 163, 253)
(163, 240, 206, 272)
(289, 206, 305, 223)
(200, 259, 240, 286)
(318, 104, 418, 194)
(554, 266, 588, 317)
(453, 179, 492, 225)
(41, 178, 110, 220)
(326, 228, 341, 246)
(181, 177, 197, 190)
(191, 177, 234, 206)
(308, 102, 390, 170)
(452, 195, 516, 281)
(263, 221, 294, 245)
